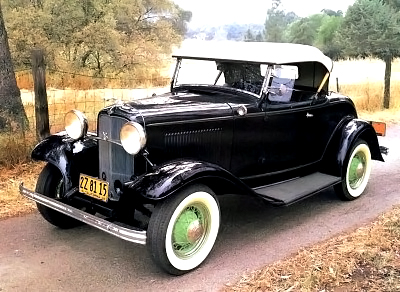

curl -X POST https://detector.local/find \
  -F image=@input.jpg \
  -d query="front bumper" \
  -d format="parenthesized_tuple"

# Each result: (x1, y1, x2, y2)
(19, 183, 147, 245)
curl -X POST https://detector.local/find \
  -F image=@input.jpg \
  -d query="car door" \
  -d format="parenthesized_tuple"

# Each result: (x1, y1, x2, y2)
(262, 103, 307, 172)
(229, 105, 268, 178)
(230, 102, 304, 178)
(299, 97, 355, 163)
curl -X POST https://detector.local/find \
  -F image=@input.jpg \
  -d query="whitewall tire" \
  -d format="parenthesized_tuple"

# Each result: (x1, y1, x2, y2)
(147, 184, 220, 275)
(335, 140, 372, 200)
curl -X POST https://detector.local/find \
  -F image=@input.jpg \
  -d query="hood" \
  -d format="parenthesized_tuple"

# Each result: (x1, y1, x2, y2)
(103, 89, 255, 125)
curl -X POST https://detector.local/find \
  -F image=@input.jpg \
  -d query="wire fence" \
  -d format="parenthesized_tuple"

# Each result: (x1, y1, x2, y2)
(17, 69, 171, 134)
(0, 69, 171, 166)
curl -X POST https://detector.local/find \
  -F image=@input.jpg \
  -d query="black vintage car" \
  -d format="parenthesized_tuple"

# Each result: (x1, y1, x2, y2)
(20, 42, 386, 275)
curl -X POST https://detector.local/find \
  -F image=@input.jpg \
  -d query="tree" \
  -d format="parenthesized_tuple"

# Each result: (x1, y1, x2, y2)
(0, 2, 27, 130)
(264, 0, 298, 42)
(3, 0, 191, 76)
(321, 9, 343, 17)
(286, 14, 327, 46)
(255, 32, 264, 42)
(244, 29, 255, 42)
(316, 15, 343, 59)
(339, 0, 400, 109)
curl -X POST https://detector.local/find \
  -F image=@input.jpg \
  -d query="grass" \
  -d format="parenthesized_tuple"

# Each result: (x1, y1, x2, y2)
(0, 131, 36, 167)
(224, 207, 400, 292)
(0, 162, 43, 220)
(16, 69, 171, 91)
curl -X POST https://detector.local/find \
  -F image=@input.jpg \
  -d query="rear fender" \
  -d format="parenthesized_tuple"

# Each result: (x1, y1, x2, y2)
(124, 160, 251, 201)
(322, 119, 383, 177)
(32, 134, 98, 190)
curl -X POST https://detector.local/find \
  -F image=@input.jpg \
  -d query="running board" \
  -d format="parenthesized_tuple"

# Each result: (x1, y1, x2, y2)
(19, 183, 147, 245)
(253, 172, 341, 206)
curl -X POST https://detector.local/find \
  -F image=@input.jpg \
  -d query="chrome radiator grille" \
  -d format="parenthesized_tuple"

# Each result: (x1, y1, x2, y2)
(98, 114, 134, 200)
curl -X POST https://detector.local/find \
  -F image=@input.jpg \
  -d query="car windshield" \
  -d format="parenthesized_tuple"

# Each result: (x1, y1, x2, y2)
(174, 59, 265, 95)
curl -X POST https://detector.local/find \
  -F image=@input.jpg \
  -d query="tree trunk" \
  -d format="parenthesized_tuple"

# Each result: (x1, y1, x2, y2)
(383, 55, 392, 109)
(0, 2, 27, 131)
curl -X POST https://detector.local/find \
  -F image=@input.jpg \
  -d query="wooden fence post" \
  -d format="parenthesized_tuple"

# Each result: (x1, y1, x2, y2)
(336, 77, 340, 92)
(32, 49, 50, 141)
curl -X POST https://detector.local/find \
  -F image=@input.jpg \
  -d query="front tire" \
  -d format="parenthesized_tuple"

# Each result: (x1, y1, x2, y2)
(334, 139, 372, 200)
(147, 184, 220, 275)
(36, 163, 82, 229)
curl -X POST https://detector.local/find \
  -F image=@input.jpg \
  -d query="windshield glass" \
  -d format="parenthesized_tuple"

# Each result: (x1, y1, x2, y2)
(174, 59, 265, 95)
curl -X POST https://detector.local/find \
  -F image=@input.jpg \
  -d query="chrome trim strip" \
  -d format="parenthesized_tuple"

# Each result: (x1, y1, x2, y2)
(88, 135, 122, 147)
(19, 183, 147, 245)
(148, 115, 233, 127)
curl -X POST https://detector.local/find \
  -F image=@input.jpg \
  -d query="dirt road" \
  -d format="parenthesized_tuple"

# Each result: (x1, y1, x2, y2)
(0, 126, 399, 292)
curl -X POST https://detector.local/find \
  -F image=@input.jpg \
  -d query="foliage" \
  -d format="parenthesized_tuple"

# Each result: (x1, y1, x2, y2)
(264, 0, 298, 42)
(339, 0, 400, 108)
(244, 29, 264, 42)
(321, 8, 343, 17)
(339, 0, 400, 60)
(287, 14, 326, 45)
(316, 15, 343, 59)
(2, 0, 191, 77)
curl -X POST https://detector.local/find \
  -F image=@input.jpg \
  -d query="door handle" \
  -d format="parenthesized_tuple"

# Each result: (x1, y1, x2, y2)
(306, 112, 314, 118)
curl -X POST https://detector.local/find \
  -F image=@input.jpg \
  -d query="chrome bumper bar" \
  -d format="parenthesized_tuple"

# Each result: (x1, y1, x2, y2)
(19, 183, 147, 245)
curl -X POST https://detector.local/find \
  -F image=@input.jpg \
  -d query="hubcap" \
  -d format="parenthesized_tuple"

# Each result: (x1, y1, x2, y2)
(172, 205, 208, 259)
(348, 153, 366, 189)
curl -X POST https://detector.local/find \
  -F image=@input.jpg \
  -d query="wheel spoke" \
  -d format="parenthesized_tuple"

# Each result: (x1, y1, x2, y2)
(172, 203, 209, 259)
(349, 152, 366, 189)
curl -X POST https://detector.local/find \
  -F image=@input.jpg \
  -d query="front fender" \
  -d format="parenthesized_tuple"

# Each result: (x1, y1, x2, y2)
(32, 133, 98, 190)
(322, 119, 383, 177)
(124, 160, 251, 200)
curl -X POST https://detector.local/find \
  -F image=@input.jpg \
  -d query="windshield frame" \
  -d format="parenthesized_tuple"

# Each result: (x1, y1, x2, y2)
(171, 57, 271, 99)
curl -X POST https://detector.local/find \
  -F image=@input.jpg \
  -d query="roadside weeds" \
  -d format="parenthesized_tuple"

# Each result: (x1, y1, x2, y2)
(0, 162, 43, 220)
(225, 207, 400, 292)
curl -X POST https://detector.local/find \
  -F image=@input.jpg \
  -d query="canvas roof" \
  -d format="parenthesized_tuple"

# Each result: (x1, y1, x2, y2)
(173, 41, 333, 73)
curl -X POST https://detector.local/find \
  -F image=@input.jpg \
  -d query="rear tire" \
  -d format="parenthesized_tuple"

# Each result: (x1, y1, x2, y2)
(334, 140, 372, 200)
(147, 184, 220, 275)
(36, 163, 82, 229)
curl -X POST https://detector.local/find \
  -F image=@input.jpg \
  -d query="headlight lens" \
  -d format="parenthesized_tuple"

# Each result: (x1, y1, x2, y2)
(120, 122, 146, 155)
(65, 110, 88, 140)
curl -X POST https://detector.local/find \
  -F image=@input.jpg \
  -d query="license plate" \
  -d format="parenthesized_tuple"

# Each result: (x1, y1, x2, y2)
(79, 174, 109, 202)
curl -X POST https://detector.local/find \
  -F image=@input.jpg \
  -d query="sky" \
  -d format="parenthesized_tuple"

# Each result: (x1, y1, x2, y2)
(173, 0, 356, 27)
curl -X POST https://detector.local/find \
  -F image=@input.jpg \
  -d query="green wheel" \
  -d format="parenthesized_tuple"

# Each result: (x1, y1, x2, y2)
(335, 140, 372, 200)
(147, 184, 220, 275)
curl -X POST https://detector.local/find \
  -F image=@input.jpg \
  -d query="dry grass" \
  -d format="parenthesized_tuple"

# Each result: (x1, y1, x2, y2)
(0, 132, 36, 167)
(0, 162, 43, 220)
(338, 80, 400, 112)
(358, 108, 400, 125)
(15, 70, 170, 91)
(224, 207, 400, 292)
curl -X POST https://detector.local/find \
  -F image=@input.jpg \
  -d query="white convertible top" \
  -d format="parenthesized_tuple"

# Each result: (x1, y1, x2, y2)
(173, 41, 333, 73)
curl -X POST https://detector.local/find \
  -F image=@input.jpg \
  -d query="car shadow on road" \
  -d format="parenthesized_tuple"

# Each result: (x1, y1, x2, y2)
(48, 186, 341, 274)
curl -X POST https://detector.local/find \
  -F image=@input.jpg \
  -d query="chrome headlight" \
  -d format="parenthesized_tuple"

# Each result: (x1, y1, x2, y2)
(120, 122, 146, 155)
(65, 110, 88, 140)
